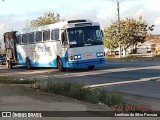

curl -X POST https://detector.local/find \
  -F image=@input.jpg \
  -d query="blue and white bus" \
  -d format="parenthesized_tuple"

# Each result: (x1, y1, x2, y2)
(4, 19, 106, 71)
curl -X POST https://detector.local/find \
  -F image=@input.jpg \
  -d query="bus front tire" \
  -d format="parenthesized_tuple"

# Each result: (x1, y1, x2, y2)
(57, 58, 65, 72)
(88, 65, 95, 70)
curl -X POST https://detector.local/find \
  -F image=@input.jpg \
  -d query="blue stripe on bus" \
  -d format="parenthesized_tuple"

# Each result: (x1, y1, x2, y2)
(30, 59, 57, 67)
(28, 57, 106, 68)
(17, 51, 58, 67)
(18, 57, 105, 68)
(18, 59, 57, 67)
(17, 50, 106, 68)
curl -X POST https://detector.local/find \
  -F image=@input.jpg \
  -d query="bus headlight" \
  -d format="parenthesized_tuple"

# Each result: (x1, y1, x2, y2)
(69, 56, 73, 60)
(97, 52, 103, 57)
(74, 55, 81, 60)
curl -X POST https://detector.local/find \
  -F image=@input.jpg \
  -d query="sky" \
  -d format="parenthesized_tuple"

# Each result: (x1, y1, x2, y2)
(0, 0, 160, 47)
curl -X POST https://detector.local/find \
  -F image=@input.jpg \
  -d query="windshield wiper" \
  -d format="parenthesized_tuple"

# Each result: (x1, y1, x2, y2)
(84, 44, 91, 46)
(69, 44, 84, 48)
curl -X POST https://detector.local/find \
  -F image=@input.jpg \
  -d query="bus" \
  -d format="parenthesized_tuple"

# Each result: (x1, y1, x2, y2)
(4, 19, 106, 71)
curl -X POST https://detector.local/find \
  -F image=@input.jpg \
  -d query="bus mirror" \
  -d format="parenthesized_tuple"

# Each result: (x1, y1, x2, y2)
(101, 30, 104, 37)
(61, 31, 68, 46)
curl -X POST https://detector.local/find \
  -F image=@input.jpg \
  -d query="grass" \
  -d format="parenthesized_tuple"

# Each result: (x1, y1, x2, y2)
(0, 75, 126, 109)
(0, 76, 37, 84)
(154, 54, 160, 57)
(107, 53, 160, 62)
(40, 80, 126, 107)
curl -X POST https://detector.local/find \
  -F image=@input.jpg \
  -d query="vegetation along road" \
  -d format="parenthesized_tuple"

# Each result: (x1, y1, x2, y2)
(0, 60, 160, 111)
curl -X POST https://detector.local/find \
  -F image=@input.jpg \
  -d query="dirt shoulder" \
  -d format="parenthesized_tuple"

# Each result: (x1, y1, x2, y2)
(1, 83, 160, 112)
(0, 83, 160, 120)
(0, 83, 110, 111)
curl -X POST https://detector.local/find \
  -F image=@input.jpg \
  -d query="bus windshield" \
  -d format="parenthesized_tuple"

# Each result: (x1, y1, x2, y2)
(67, 26, 103, 48)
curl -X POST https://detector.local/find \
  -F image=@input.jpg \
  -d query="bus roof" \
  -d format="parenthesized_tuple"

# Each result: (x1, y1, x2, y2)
(16, 19, 100, 35)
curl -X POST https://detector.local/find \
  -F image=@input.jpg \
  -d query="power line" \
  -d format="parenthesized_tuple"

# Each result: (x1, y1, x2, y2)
(111, 0, 117, 3)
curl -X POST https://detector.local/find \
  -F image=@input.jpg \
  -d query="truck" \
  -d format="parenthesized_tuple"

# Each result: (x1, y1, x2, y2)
(3, 31, 17, 68)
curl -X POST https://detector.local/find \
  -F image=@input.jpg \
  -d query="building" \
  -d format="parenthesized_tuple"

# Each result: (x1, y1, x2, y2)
(137, 35, 160, 53)
(146, 35, 160, 52)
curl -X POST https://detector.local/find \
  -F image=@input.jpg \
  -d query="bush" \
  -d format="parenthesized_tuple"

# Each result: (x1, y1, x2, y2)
(109, 92, 125, 106)
(98, 89, 110, 105)
(0, 76, 37, 84)
(0, 76, 126, 108)
(43, 81, 125, 106)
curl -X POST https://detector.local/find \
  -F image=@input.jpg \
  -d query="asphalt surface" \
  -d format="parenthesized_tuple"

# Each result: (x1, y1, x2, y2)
(0, 61, 160, 99)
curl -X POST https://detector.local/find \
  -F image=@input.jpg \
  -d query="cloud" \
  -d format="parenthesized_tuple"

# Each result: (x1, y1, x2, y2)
(62, 8, 117, 30)
(1, 3, 160, 48)
(63, 11, 98, 21)
(0, 14, 31, 47)
(122, 5, 160, 34)
(154, 17, 160, 26)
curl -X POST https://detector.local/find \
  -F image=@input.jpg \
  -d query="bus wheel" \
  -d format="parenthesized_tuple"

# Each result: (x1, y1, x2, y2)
(88, 65, 95, 70)
(57, 58, 65, 72)
(26, 59, 32, 70)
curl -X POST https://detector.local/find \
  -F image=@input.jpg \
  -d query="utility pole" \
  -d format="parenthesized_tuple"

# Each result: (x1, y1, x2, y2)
(116, 0, 122, 58)
(110, 0, 122, 58)
(117, 0, 120, 22)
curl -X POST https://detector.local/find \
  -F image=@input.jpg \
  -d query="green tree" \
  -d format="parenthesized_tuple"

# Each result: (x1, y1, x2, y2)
(29, 12, 61, 27)
(104, 17, 154, 56)
(103, 38, 118, 51)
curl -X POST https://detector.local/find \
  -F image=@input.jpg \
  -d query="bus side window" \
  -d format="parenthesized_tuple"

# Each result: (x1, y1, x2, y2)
(51, 29, 59, 40)
(43, 30, 50, 41)
(22, 34, 29, 44)
(16, 35, 21, 44)
(61, 31, 67, 46)
(35, 32, 42, 42)
(29, 33, 35, 43)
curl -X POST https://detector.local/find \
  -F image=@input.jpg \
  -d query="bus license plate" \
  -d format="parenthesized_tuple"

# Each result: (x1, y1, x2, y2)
(86, 54, 92, 58)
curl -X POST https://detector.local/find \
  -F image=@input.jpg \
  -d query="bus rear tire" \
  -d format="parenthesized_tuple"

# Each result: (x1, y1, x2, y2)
(88, 65, 95, 70)
(57, 58, 65, 72)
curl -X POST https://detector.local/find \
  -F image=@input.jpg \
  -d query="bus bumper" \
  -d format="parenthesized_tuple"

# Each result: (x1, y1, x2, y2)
(63, 58, 106, 68)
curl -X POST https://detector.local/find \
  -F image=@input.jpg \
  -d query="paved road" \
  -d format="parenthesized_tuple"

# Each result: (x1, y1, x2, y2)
(0, 61, 160, 99)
